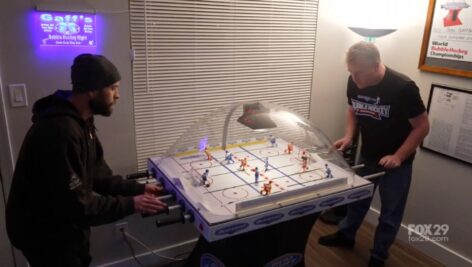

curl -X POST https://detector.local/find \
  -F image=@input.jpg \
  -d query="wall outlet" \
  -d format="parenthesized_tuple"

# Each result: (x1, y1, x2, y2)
(115, 222, 128, 240)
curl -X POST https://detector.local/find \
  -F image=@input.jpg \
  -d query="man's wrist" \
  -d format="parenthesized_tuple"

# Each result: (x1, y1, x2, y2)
(393, 152, 405, 162)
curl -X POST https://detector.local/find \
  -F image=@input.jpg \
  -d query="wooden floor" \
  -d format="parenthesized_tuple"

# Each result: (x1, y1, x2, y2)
(305, 220, 445, 267)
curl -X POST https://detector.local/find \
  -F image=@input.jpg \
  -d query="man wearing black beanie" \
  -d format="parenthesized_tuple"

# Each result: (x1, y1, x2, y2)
(6, 54, 167, 267)
(70, 53, 122, 117)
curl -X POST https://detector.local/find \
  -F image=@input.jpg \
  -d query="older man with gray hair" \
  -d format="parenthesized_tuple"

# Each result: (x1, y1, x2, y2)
(318, 42, 429, 267)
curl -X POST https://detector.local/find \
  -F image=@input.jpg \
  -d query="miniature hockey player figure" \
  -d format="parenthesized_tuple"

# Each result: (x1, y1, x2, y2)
(204, 146, 212, 161)
(264, 157, 269, 172)
(201, 169, 210, 187)
(269, 135, 277, 147)
(254, 167, 260, 184)
(225, 150, 235, 164)
(286, 142, 294, 154)
(301, 151, 309, 171)
(324, 164, 333, 178)
(260, 181, 273, 196)
(239, 157, 248, 171)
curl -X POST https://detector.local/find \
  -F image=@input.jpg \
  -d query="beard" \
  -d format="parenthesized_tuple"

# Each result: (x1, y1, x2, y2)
(89, 92, 114, 117)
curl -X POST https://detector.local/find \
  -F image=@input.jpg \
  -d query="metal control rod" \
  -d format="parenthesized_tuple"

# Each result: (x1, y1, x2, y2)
(157, 194, 174, 201)
(351, 164, 386, 180)
(167, 204, 182, 213)
(351, 164, 365, 170)
(362, 172, 386, 180)
(183, 213, 193, 222)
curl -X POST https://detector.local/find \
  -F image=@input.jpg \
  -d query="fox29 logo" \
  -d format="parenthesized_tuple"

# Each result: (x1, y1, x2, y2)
(407, 224, 449, 243)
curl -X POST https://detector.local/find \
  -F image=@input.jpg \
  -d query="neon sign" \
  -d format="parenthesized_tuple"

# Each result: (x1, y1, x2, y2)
(35, 11, 96, 47)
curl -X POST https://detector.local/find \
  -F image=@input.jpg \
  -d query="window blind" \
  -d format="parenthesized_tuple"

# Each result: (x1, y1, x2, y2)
(130, 0, 319, 170)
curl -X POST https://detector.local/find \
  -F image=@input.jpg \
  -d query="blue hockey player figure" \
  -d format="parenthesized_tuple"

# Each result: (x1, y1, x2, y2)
(324, 164, 333, 178)
(264, 157, 269, 172)
(225, 150, 235, 164)
(269, 135, 277, 147)
(202, 169, 210, 187)
(254, 167, 260, 184)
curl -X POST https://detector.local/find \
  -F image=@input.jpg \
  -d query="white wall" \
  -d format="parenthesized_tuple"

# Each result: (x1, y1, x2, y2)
(0, 0, 197, 266)
(311, 0, 472, 266)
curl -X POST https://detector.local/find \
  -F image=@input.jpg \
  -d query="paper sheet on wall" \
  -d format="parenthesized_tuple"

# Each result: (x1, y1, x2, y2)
(423, 85, 472, 163)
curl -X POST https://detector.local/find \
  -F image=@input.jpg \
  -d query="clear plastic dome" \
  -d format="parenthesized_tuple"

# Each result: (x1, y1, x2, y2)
(153, 101, 355, 218)
(165, 101, 352, 170)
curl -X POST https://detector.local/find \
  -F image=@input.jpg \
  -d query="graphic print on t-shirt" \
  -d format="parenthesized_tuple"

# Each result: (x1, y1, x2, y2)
(351, 95, 391, 120)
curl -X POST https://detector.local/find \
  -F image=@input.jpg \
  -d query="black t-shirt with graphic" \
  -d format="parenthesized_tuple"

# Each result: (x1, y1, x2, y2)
(347, 67, 426, 164)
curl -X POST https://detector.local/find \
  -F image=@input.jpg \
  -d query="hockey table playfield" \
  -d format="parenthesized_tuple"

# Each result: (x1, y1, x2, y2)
(148, 138, 374, 243)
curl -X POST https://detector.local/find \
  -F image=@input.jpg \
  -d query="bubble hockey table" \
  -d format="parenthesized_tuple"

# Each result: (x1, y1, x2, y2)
(148, 139, 374, 267)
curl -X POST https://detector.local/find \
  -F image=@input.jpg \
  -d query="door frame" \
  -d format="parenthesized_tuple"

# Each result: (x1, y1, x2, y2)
(0, 60, 22, 267)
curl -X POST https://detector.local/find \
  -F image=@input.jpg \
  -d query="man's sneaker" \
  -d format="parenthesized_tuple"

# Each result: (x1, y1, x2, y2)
(318, 231, 355, 248)
(368, 256, 385, 267)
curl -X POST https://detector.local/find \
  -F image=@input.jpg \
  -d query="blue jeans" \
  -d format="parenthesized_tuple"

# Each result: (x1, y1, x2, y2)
(338, 163, 412, 261)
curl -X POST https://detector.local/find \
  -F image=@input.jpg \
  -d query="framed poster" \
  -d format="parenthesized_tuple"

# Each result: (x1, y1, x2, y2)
(421, 84, 472, 165)
(418, 0, 472, 78)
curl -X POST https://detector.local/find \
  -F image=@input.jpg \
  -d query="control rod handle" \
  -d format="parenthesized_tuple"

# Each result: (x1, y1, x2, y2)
(156, 212, 191, 227)
(126, 170, 150, 180)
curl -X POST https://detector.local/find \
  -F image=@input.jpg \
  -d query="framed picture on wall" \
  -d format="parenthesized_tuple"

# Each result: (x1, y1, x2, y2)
(421, 84, 472, 165)
(418, 0, 472, 78)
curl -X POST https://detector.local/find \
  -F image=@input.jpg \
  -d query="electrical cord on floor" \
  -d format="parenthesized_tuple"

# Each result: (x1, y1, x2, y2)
(121, 228, 146, 267)
(120, 228, 188, 262)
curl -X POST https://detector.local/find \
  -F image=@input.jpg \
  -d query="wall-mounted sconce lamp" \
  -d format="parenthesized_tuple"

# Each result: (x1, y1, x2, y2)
(342, 0, 400, 42)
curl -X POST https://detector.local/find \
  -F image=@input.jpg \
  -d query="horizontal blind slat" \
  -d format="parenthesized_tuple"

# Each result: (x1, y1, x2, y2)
(131, 0, 318, 168)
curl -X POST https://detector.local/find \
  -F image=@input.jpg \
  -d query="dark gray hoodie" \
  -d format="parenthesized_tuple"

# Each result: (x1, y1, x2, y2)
(6, 90, 143, 258)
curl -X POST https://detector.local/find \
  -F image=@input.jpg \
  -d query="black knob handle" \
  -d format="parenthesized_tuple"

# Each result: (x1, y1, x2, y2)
(156, 212, 193, 227)
(156, 214, 182, 227)
(126, 170, 150, 180)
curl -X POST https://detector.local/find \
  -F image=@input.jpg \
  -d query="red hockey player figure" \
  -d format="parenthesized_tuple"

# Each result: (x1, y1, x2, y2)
(260, 181, 273, 196)
(239, 157, 248, 171)
(301, 151, 309, 171)
(204, 146, 212, 161)
(285, 142, 294, 154)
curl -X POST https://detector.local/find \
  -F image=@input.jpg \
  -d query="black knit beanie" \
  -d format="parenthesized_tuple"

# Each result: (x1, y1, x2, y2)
(71, 54, 121, 93)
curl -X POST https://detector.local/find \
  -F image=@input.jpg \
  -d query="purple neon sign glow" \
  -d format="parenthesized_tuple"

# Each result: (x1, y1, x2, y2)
(34, 11, 96, 47)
